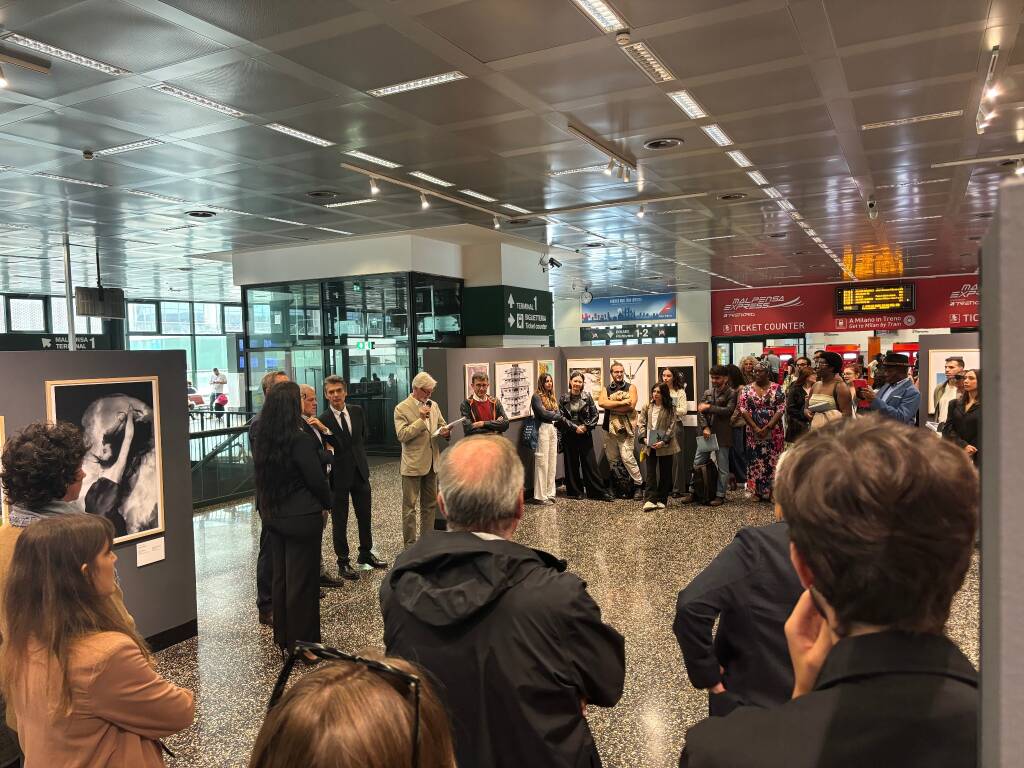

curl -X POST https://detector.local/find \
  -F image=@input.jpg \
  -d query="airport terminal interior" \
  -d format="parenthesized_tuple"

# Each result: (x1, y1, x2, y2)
(0, 0, 1013, 766)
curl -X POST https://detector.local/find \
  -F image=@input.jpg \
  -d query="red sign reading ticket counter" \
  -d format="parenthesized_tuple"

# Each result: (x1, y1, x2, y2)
(712, 276, 979, 337)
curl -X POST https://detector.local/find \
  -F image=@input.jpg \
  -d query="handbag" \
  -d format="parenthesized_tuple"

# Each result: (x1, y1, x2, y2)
(522, 417, 539, 451)
(696, 434, 720, 453)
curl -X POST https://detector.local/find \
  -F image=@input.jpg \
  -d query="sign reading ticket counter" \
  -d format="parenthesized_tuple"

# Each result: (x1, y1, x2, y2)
(463, 285, 553, 336)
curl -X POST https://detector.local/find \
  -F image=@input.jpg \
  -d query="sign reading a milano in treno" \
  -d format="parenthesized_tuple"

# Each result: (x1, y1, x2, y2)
(711, 276, 979, 337)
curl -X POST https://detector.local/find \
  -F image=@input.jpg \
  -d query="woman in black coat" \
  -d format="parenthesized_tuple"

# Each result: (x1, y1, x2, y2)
(943, 368, 980, 467)
(784, 367, 815, 445)
(251, 381, 332, 661)
(559, 372, 612, 501)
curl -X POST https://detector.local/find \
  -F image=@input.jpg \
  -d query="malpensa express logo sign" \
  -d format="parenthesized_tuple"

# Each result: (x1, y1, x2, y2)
(722, 294, 804, 315)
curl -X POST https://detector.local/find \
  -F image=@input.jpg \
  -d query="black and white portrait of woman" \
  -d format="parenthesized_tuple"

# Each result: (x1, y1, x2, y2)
(47, 377, 164, 543)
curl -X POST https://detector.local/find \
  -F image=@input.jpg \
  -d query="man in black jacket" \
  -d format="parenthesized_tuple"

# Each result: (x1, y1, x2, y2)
(381, 435, 625, 768)
(320, 375, 387, 581)
(673, 518, 802, 717)
(680, 417, 979, 768)
(682, 365, 736, 506)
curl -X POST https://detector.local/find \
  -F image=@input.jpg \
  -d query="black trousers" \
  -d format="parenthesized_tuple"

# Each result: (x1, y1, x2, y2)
(645, 452, 674, 503)
(563, 431, 608, 498)
(330, 475, 373, 564)
(268, 513, 322, 650)
(256, 518, 273, 612)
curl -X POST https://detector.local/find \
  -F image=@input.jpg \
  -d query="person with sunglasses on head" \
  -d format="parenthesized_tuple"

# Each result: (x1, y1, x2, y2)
(680, 417, 979, 768)
(857, 352, 921, 425)
(1, 514, 194, 768)
(942, 369, 981, 467)
(933, 356, 965, 429)
(250, 650, 455, 768)
(381, 435, 625, 768)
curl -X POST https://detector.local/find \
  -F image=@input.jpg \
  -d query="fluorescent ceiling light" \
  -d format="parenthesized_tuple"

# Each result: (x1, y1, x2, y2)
(324, 199, 375, 208)
(667, 90, 707, 119)
(127, 189, 188, 203)
(776, 199, 796, 212)
(316, 227, 353, 235)
(860, 110, 963, 131)
(264, 123, 335, 147)
(762, 186, 782, 199)
(2, 33, 130, 75)
(692, 235, 734, 241)
(205, 205, 253, 216)
(264, 217, 304, 225)
(151, 84, 244, 117)
(885, 215, 943, 223)
(700, 124, 733, 147)
(726, 150, 753, 168)
(94, 139, 162, 156)
(548, 164, 608, 177)
(804, 228, 818, 237)
(746, 170, 769, 186)
(459, 189, 497, 202)
(570, 0, 626, 32)
(620, 42, 675, 83)
(345, 150, 402, 169)
(501, 204, 532, 214)
(730, 252, 765, 258)
(34, 172, 108, 188)
(893, 238, 937, 244)
(875, 178, 950, 190)
(367, 71, 467, 98)
(409, 171, 454, 187)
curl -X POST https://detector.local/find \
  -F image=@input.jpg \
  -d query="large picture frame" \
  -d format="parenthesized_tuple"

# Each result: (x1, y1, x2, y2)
(612, 357, 650, 410)
(46, 376, 166, 544)
(655, 356, 698, 410)
(495, 361, 534, 420)
(464, 362, 490, 399)
(566, 358, 604, 404)
(926, 348, 980, 415)
(537, 360, 556, 391)
(0, 415, 8, 525)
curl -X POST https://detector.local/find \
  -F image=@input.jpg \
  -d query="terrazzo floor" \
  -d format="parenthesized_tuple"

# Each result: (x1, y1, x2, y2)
(157, 460, 980, 768)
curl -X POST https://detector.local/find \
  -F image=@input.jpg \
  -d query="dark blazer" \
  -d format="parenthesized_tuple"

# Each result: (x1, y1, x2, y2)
(943, 399, 980, 466)
(299, 420, 333, 474)
(696, 385, 736, 447)
(320, 405, 370, 487)
(680, 631, 978, 768)
(558, 392, 600, 431)
(673, 523, 802, 716)
(258, 430, 332, 519)
(784, 385, 811, 442)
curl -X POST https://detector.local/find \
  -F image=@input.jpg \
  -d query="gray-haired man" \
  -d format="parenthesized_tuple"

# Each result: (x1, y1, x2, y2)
(381, 435, 625, 768)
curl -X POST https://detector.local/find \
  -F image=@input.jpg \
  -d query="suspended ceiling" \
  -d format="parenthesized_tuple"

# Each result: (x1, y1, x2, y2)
(0, 0, 1017, 303)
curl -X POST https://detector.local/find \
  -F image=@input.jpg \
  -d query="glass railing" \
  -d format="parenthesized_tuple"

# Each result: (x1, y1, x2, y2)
(190, 413, 255, 508)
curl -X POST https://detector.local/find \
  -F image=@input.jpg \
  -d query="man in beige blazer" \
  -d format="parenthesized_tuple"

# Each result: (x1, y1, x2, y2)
(394, 371, 451, 546)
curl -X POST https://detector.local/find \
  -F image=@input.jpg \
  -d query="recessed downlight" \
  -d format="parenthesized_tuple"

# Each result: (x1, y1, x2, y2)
(186, 210, 216, 218)
(306, 190, 337, 199)
(768, 232, 787, 238)
(718, 192, 747, 201)
(643, 137, 683, 150)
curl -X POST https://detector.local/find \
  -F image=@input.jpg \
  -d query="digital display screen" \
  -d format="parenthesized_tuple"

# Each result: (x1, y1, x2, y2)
(835, 283, 915, 314)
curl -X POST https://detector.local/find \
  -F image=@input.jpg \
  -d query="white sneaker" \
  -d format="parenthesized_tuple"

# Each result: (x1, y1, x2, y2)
(642, 501, 657, 511)
(655, 502, 666, 509)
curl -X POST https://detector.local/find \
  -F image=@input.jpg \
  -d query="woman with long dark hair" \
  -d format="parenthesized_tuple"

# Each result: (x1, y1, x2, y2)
(252, 381, 332, 660)
(784, 366, 816, 445)
(1, 514, 193, 767)
(725, 364, 749, 493)
(559, 372, 611, 501)
(943, 368, 981, 467)
(638, 383, 679, 510)
(531, 373, 563, 505)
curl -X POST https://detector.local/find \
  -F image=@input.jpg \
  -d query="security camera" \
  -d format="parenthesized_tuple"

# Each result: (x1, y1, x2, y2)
(82, 149, 95, 160)
(548, 256, 562, 269)
(867, 197, 878, 220)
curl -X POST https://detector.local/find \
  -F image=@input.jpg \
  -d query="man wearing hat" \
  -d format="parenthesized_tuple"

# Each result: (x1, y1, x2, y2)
(857, 352, 921, 424)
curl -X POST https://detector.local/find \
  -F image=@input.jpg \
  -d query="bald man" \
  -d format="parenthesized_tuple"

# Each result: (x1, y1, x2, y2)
(381, 436, 625, 768)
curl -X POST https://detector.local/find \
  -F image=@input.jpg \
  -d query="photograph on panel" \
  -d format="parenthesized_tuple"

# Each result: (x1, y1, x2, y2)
(46, 377, 165, 543)
(613, 357, 649, 410)
(566, 358, 604, 406)
(495, 361, 535, 420)
(464, 362, 490, 398)
(656, 356, 698, 410)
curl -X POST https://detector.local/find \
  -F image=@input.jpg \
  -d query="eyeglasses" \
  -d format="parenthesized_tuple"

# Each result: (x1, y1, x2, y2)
(269, 642, 422, 766)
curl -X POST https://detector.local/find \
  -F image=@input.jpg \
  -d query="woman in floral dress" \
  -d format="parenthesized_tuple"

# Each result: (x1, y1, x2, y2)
(738, 361, 786, 501)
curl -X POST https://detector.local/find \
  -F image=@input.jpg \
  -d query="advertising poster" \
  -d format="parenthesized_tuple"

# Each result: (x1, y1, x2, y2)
(582, 293, 676, 324)
(926, 349, 980, 415)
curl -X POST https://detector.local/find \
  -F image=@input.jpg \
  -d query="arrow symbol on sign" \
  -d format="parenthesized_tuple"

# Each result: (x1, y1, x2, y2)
(508, 313, 516, 326)
(507, 294, 515, 308)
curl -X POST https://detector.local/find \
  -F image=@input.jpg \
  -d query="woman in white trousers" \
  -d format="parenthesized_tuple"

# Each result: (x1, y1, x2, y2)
(531, 374, 563, 504)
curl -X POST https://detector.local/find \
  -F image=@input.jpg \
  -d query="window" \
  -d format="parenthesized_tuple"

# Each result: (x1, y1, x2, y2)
(128, 302, 158, 333)
(160, 301, 191, 334)
(0, 297, 5, 333)
(51, 300, 103, 335)
(8, 298, 46, 332)
(128, 335, 193, 371)
(223, 305, 243, 333)
(193, 303, 222, 334)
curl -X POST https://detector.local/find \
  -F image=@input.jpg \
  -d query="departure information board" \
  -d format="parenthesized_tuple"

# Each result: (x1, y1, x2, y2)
(835, 283, 915, 314)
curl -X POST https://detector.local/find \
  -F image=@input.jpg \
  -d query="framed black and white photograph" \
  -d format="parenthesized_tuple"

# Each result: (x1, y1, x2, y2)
(495, 361, 535, 420)
(46, 377, 165, 544)
(655, 356, 698, 410)
(464, 362, 490, 398)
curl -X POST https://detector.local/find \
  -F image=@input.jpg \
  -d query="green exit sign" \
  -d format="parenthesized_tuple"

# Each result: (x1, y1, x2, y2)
(355, 341, 375, 350)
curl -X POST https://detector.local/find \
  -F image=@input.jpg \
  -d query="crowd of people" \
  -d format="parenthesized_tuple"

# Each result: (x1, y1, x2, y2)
(0, 348, 982, 768)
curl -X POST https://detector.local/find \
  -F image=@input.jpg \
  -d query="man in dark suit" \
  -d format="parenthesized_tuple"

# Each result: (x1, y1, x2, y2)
(680, 417, 979, 768)
(250, 370, 289, 626)
(298, 384, 344, 590)
(320, 375, 387, 580)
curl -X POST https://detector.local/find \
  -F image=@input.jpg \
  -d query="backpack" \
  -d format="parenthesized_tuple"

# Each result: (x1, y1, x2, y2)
(691, 459, 718, 505)
(608, 461, 635, 499)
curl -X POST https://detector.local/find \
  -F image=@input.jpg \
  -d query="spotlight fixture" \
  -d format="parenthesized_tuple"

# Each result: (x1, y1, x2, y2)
(976, 46, 1000, 135)
(0, 64, 7, 89)
(493, 216, 501, 229)
(420, 193, 430, 210)
(623, 167, 631, 183)
(615, 164, 624, 180)
(369, 177, 380, 196)
(1015, 159, 1024, 176)
(636, 205, 645, 219)
(604, 159, 616, 175)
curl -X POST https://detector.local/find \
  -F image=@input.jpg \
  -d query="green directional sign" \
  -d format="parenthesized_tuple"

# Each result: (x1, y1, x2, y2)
(463, 285, 553, 336)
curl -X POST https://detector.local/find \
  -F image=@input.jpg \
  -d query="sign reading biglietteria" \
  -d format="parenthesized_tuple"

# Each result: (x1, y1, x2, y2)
(463, 285, 553, 336)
